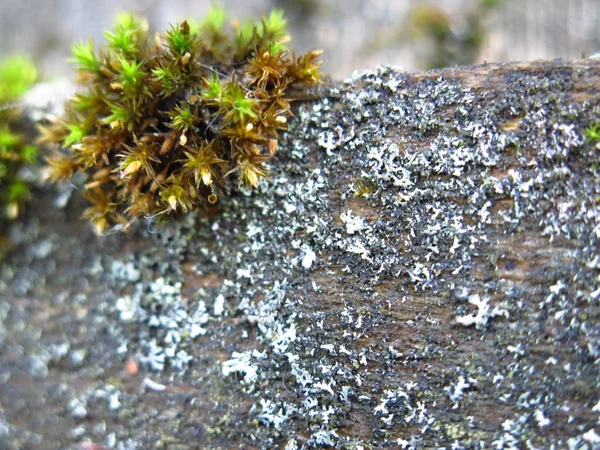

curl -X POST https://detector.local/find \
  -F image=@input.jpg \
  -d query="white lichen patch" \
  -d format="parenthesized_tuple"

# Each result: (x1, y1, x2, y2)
(340, 210, 366, 234)
(213, 294, 225, 316)
(300, 245, 317, 269)
(221, 350, 265, 389)
(256, 399, 294, 429)
(445, 375, 475, 404)
(456, 294, 509, 329)
(115, 294, 139, 322)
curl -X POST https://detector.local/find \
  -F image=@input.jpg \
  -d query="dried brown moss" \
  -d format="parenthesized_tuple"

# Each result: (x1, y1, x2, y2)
(42, 9, 322, 234)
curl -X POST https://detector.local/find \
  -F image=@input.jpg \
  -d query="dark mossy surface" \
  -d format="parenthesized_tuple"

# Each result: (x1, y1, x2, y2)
(1, 59, 600, 449)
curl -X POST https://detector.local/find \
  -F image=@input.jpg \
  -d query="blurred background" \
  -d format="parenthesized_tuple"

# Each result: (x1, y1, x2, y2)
(0, 0, 599, 79)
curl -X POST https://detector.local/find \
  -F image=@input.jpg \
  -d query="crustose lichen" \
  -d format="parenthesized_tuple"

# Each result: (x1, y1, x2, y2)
(41, 8, 323, 234)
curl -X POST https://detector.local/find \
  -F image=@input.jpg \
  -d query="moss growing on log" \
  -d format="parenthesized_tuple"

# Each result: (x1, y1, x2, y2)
(42, 8, 322, 235)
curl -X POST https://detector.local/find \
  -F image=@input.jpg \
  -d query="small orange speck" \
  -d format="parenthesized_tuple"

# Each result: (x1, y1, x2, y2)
(268, 139, 277, 157)
(125, 358, 139, 375)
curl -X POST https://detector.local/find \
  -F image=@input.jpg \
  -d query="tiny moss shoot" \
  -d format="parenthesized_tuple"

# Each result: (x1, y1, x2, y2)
(0, 56, 38, 220)
(42, 8, 323, 235)
(585, 123, 600, 143)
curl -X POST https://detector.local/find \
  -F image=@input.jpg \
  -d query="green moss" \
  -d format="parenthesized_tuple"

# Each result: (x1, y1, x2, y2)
(0, 56, 37, 103)
(0, 55, 38, 220)
(585, 123, 600, 142)
(352, 179, 375, 197)
(43, 8, 323, 234)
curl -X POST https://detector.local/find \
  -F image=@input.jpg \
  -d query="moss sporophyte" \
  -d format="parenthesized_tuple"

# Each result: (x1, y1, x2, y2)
(41, 9, 323, 235)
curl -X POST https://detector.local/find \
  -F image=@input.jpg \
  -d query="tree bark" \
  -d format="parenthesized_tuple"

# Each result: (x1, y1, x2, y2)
(1, 59, 600, 449)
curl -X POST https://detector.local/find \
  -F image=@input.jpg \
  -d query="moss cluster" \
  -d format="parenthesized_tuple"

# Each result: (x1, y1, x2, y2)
(43, 8, 322, 234)
(0, 56, 38, 220)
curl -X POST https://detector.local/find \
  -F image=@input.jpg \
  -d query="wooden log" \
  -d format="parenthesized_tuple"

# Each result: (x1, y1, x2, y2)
(1, 59, 599, 449)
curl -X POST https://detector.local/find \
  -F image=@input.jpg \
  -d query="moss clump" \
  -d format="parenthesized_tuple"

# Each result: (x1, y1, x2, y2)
(0, 56, 38, 220)
(42, 8, 323, 235)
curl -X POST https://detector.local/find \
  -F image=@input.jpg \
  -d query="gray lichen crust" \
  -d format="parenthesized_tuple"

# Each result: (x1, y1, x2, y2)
(1, 59, 600, 449)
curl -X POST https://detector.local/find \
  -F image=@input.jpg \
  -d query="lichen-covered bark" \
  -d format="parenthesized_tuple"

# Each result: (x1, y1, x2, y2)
(1, 59, 600, 449)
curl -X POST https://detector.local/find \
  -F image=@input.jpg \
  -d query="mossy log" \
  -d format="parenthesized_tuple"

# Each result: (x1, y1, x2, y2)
(1, 59, 600, 449)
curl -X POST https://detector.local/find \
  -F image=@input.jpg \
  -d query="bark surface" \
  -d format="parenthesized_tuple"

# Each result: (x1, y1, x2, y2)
(1, 59, 600, 449)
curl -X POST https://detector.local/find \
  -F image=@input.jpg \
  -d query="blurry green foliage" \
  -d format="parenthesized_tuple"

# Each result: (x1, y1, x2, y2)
(0, 55, 37, 103)
(0, 55, 38, 220)
(585, 123, 600, 143)
(409, 0, 503, 69)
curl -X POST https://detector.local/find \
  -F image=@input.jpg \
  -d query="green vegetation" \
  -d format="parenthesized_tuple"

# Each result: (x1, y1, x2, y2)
(585, 123, 600, 143)
(0, 56, 38, 220)
(42, 8, 322, 234)
(408, 0, 502, 69)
